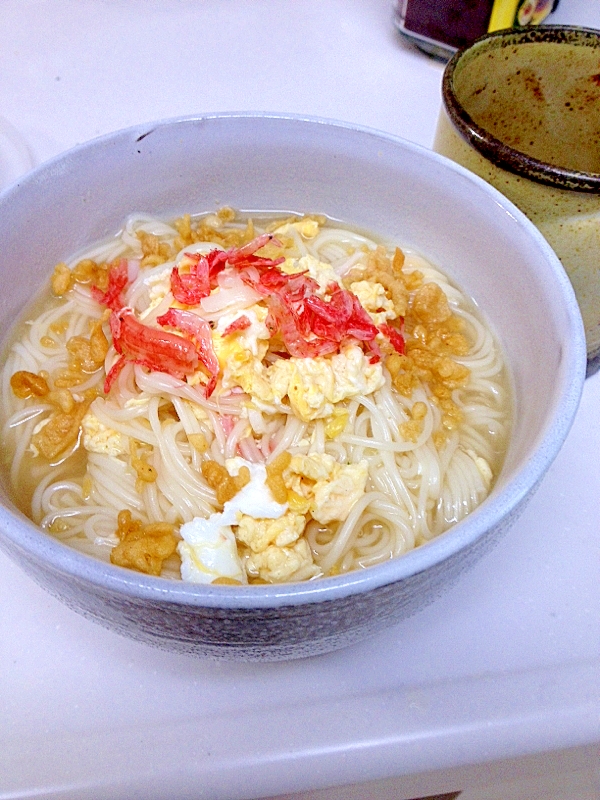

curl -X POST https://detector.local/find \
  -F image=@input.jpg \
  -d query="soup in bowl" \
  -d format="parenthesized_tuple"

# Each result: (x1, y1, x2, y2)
(0, 114, 585, 660)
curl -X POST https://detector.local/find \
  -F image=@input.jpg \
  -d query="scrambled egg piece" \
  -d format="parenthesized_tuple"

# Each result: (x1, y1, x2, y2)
(213, 317, 384, 420)
(244, 538, 317, 583)
(236, 510, 318, 583)
(280, 254, 342, 294)
(285, 453, 369, 524)
(263, 344, 384, 421)
(236, 511, 306, 552)
(124, 397, 150, 410)
(350, 280, 397, 325)
(224, 467, 318, 583)
(81, 411, 128, 456)
(211, 306, 271, 392)
(274, 219, 320, 239)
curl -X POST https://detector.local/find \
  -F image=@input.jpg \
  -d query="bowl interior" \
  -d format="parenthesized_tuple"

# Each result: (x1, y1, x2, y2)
(0, 114, 586, 602)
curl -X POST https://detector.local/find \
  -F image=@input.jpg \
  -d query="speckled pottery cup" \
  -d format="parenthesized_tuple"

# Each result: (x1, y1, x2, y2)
(434, 26, 600, 374)
(0, 114, 586, 660)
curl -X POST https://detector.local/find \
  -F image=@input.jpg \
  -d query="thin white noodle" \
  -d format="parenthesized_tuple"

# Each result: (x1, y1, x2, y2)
(0, 211, 511, 584)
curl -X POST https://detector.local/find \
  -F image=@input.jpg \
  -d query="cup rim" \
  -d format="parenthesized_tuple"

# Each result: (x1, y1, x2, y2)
(442, 25, 600, 193)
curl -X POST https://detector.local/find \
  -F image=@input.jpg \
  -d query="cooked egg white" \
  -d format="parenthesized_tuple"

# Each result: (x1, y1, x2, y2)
(178, 457, 287, 584)
(179, 521, 246, 584)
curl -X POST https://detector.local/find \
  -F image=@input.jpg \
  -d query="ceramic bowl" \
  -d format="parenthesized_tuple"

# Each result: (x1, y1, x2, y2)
(0, 114, 586, 660)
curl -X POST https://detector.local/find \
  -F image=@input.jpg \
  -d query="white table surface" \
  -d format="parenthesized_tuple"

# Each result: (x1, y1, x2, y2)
(1, 2, 598, 799)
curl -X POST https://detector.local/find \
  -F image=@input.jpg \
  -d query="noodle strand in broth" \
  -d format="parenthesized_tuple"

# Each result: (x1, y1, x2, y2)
(0, 209, 511, 584)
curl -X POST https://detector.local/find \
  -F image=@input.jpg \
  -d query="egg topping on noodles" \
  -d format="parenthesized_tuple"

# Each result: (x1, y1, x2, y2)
(1, 209, 511, 584)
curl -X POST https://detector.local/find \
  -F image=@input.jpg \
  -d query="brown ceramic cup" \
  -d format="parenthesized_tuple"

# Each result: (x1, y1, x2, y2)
(434, 25, 600, 373)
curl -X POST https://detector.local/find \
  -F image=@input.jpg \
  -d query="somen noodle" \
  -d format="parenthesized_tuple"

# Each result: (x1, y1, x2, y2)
(0, 208, 511, 584)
